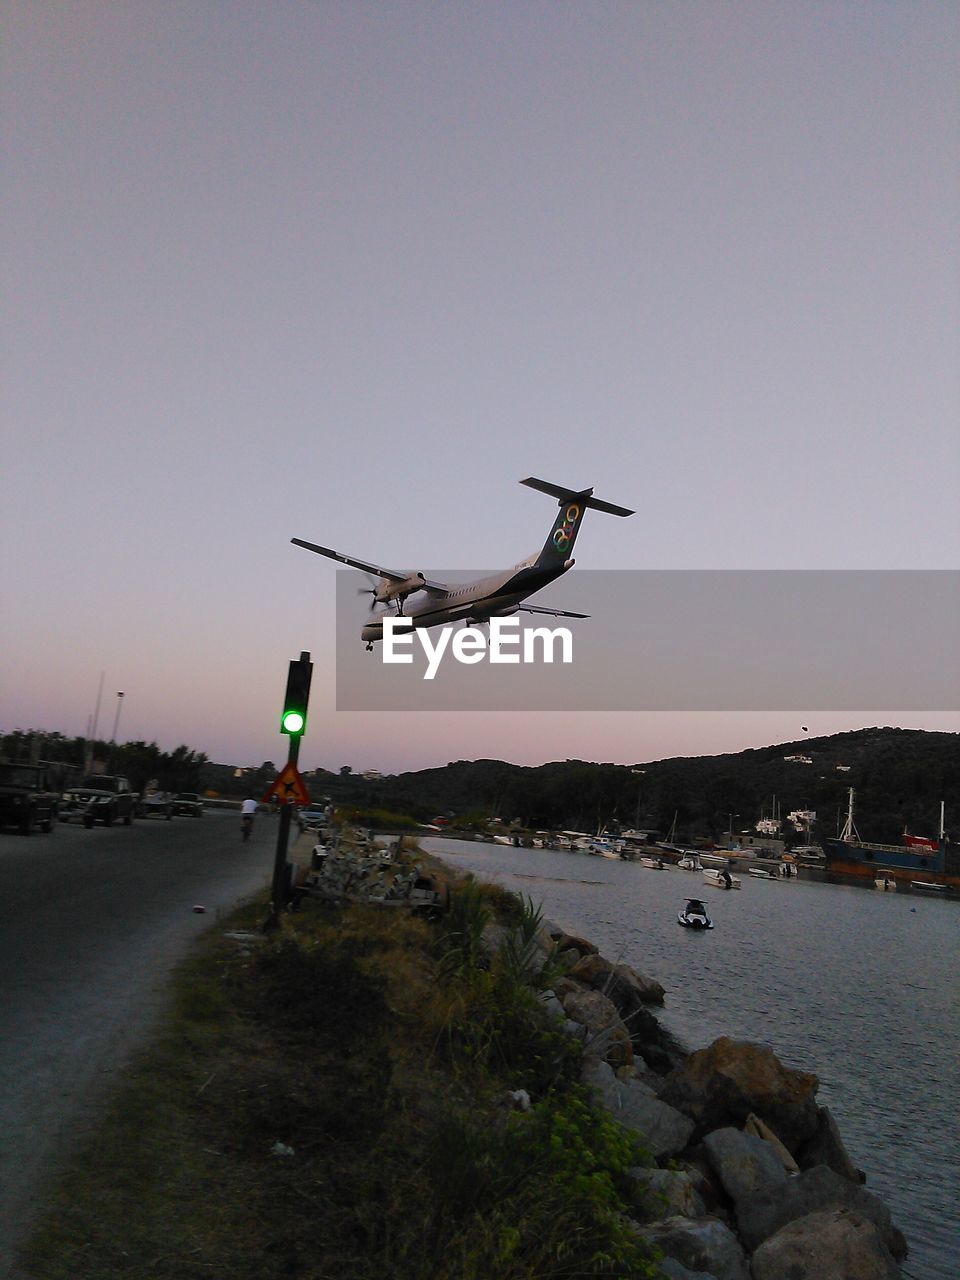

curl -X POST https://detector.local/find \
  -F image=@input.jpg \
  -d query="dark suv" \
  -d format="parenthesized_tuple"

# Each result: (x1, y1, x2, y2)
(60, 775, 138, 828)
(0, 763, 60, 835)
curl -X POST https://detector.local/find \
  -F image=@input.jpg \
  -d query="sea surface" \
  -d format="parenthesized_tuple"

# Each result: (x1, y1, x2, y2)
(422, 837, 960, 1280)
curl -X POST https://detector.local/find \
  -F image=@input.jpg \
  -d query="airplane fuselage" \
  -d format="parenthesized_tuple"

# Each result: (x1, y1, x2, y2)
(360, 556, 571, 643)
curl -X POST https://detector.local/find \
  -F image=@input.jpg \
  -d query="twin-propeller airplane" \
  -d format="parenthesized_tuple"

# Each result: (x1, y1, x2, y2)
(292, 477, 634, 649)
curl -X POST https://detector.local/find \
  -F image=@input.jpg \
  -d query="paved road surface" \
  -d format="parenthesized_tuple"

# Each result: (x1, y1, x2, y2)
(0, 808, 276, 1276)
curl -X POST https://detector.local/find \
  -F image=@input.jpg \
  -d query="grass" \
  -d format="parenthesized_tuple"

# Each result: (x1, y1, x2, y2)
(21, 864, 664, 1279)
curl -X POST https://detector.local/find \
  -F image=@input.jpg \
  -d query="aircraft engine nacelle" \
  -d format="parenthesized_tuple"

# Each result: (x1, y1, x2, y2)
(376, 572, 426, 603)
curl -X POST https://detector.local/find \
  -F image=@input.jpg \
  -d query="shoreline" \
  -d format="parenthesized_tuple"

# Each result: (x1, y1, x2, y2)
(418, 842, 910, 1280)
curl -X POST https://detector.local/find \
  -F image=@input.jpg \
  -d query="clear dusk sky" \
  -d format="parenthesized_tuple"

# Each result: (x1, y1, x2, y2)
(3, 1, 958, 773)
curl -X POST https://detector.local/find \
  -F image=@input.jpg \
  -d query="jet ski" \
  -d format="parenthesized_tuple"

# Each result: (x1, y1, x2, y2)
(678, 898, 714, 929)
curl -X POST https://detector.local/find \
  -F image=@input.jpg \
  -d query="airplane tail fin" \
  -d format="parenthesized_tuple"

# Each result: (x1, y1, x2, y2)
(520, 476, 634, 568)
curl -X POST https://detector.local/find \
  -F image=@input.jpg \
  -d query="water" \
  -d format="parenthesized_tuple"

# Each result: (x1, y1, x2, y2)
(423, 838, 960, 1280)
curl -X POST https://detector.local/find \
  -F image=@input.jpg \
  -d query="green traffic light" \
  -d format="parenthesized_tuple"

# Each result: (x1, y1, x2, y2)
(281, 710, 305, 734)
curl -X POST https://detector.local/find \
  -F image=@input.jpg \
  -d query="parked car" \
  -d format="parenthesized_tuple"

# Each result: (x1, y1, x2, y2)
(138, 792, 174, 820)
(0, 763, 59, 834)
(297, 803, 329, 833)
(173, 792, 203, 817)
(60, 775, 138, 827)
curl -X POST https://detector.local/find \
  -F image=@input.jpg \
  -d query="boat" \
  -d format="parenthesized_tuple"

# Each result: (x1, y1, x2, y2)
(874, 875, 896, 892)
(582, 835, 622, 859)
(639, 855, 667, 869)
(748, 867, 776, 880)
(700, 852, 737, 868)
(702, 867, 741, 890)
(910, 881, 949, 895)
(678, 898, 714, 929)
(822, 792, 959, 890)
(793, 844, 826, 863)
(677, 852, 703, 871)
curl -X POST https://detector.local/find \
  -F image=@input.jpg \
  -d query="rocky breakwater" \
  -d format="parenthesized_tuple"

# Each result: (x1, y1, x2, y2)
(535, 923, 908, 1280)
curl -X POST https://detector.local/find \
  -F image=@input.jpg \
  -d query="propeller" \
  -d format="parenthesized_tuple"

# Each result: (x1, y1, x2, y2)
(356, 572, 405, 614)
(357, 572, 381, 613)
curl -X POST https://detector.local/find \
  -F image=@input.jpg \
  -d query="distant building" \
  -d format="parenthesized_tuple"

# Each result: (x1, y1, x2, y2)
(783, 754, 813, 765)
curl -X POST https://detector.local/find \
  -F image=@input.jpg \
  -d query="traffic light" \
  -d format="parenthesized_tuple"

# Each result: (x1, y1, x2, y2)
(280, 652, 313, 736)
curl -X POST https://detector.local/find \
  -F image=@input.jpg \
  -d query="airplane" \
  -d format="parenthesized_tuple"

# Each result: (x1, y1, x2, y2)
(292, 477, 634, 649)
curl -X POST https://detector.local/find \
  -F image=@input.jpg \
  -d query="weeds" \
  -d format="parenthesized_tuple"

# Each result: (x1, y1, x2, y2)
(23, 877, 660, 1280)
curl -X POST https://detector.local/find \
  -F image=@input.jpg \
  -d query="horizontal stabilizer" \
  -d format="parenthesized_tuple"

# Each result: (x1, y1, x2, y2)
(520, 476, 634, 517)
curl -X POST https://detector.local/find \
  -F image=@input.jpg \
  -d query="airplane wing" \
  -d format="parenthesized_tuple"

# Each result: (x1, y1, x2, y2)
(518, 603, 590, 619)
(291, 538, 447, 592)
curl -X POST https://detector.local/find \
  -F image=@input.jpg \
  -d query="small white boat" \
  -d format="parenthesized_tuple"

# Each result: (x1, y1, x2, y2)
(702, 867, 741, 890)
(639, 855, 667, 869)
(678, 898, 714, 929)
(677, 852, 703, 871)
(748, 867, 776, 879)
(874, 874, 897, 892)
(910, 880, 948, 895)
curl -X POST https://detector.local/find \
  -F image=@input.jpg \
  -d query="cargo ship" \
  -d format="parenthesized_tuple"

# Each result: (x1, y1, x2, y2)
(821, 790, 959, 891)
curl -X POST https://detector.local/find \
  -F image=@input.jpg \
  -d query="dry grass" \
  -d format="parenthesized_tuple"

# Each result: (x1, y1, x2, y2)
(21, 883, 662, 1280)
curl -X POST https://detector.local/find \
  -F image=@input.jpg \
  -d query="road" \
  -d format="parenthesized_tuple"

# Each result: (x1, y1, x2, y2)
(0, 808, 277, 1276)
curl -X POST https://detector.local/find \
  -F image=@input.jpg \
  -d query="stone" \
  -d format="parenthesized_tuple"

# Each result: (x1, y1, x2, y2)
(537, 990, 565, 1020)
(744, 1111, 799, 1173)
(568, 954, 666, 1006)
(751, 1208, 902, 1280)
(656, 1262, 719, 1280)
(638, 1215, 750, 1280)
(555, 931, 599, 956)
(736, 1164, 908, 1260)
(702, 1126, 788, 1204)
(659, 1037, 819, 1150)
(584, 1063, 695, 1159)
(562, 987, 633, 1067)
(797, 1104, 865, 1183)
(627, 1167, 707, 1221)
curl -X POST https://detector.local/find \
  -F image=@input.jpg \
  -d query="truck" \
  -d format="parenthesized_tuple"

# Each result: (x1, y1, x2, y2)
(60, 775, 139, 828)
(0, 763, 60, 835)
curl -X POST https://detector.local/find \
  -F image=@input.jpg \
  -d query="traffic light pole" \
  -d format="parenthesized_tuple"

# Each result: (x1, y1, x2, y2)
(265, 649, 313, 931)
(269, 732, 300, 920)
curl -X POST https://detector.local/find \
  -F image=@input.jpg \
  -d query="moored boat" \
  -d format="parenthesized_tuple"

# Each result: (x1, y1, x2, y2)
(639, 855, 667, 869)
(702, 867, 741, 890)
(822, 792, 959, 889)
(874, 875, 896, 892)
(677, 852, 703, 871)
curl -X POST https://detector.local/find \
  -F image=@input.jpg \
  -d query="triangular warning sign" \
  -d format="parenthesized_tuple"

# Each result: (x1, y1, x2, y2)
(262, 762, 311, 807)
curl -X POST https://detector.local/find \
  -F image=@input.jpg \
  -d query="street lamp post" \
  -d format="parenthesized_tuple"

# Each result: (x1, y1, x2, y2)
(727, 813, 739, 847)
(111, 692, 125, 742)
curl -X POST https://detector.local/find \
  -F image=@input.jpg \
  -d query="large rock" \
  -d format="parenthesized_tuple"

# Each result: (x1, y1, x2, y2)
(627, 1167, 706, 1221)
(568, 954, 666, 1006)
(797, 1104, 865, 1183)
(657, 1261, 719, 1280)
(736, 1164, 908, 1260)
(562, 987, 633, 1067)
(638, 1215, 750, 1280)
(751, 1208, 902, 1280)
(554, 930, 599, 956)
(583, 1060, 695, 1158)
(659, 1037, 819, 1150)
(702, 1126, 788, 1204)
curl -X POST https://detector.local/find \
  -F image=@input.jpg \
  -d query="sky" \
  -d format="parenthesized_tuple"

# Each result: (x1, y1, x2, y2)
(2, 1, 958, 773)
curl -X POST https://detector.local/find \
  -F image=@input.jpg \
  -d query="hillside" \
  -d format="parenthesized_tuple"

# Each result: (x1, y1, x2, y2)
(297, 728, 959, 846)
